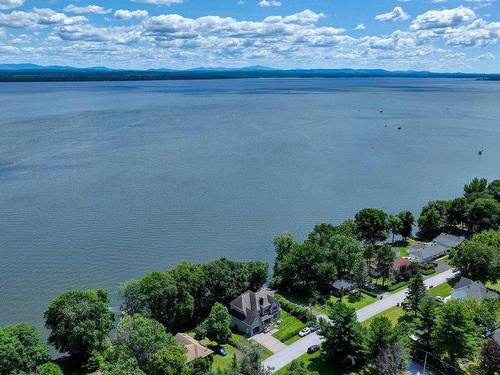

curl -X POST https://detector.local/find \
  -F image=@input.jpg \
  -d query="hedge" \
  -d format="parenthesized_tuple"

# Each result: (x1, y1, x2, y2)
(419, 268, 437, 276)
(361, 289, 379, 299)
(275, 294, 316, 323)
(387, 280, 410, 292)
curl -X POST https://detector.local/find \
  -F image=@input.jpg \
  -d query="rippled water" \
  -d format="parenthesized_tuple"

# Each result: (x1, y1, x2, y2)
(0, 78, 499, 335)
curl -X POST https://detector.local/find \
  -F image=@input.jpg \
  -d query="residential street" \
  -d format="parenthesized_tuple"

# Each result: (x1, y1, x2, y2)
(263, 269, 459, 373)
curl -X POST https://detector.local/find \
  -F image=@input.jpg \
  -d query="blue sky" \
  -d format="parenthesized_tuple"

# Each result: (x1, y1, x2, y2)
(0, 0, 499, 71)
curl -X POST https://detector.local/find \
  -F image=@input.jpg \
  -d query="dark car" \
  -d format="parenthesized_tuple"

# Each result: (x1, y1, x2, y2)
(309, 323, 320, 332)
(217, 346, 228, 356)
(307, 345, 320, 354)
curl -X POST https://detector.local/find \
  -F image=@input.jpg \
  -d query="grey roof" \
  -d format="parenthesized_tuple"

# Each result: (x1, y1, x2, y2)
(409, 243, 447, 260)
(434, 233, 467, 248)
(332, 279, 355, 290)
(230, 290, 277, 327)
(493, 329, 500, 344)
(452, 277, 499, 300)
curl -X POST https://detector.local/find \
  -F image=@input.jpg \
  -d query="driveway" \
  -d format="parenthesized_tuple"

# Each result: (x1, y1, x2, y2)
(251, 333, 288, 354)
(263, 269, 459, 372)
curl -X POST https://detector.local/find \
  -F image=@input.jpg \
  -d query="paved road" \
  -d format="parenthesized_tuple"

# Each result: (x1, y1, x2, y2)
(263, 269, 459, 372)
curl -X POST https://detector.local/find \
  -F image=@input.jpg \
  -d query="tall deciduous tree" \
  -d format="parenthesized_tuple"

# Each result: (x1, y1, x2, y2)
(114, 314, 176, 373)
(417, 204, 443, 239)
(321, 302, 367, 369)
(196, 303, 232, 344)
(150, 345, 188, 375)
(465, 197, 500, 233)
(238, 342, 272, 375)
(376, 245, 395, 286)
(44, 289, 113, 361)
(376, 342, 409, 375)
(433, 300, 479, 363)
(36, 363, 63, 375)
(403, 273, 426, 316)
(397, 211, 414, 241)
(367, 317, 397, 359)
(0, 324, 49, 374)
(328, 234, 363, 278)
(388, 215, 402, 244)
(355, 208, 389, 245)
(464, 177, 488, 196)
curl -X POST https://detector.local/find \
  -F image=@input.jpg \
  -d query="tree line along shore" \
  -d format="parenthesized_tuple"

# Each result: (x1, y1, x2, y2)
(1, 177, 499, 375)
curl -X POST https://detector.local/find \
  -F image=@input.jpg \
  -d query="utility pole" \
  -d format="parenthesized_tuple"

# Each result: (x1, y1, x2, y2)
(422, 351, 428, 375)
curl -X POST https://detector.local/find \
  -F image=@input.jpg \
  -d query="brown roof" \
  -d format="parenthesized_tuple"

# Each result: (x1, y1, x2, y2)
(174, 333, 213, 363)
(392, 259, 413, 271)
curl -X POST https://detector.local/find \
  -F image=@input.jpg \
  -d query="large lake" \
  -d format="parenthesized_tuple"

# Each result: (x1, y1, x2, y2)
(1, 78, 499, 335)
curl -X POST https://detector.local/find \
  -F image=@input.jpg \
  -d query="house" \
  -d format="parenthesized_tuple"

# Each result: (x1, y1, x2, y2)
(229, 290, 280, 336)
(392, 259, 418, 280)
(331, 279, 356, 296)
(409, 231, 468, 263)
(493, 328, 500, 345)
(451, 277, 499, 300)
(174, 333, 213, 363)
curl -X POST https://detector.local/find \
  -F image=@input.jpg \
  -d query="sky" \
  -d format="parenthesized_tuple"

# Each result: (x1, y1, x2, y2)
(0, 0, 499, 72)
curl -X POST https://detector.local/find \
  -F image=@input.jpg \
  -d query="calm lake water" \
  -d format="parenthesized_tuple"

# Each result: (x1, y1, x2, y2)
(1, 78, 499, 336)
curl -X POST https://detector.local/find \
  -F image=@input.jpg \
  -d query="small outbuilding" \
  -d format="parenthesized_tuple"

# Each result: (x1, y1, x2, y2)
(174, 333, 214, 363)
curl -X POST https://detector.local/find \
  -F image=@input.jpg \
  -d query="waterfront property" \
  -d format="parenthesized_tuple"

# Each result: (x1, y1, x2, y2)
(174, 333, 214, 363)
(229, 290, 281, 336)
(331, 279, 356, 296)
(451, 277, 499, 301)
(409, 232, 468, 263)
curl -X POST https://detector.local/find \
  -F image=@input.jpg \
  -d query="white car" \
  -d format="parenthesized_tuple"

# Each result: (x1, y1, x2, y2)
(299, 327, 311, 337)
(435, 296, 446, 303)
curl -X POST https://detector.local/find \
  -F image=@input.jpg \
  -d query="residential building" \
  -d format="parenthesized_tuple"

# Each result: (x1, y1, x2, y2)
(331, 279, 356, 296)
(451, 277, 499, 300)
(229, 290, 280, 336)
(392, 259, 418, 280)
(174, 333, 214, 363)
(409, 231, 468, 263)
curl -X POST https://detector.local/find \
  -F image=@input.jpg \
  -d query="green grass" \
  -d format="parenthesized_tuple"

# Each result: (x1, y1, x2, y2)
(391, 240, 410, 258)
(427, 276, 460, 298)
(316, 292, 377, 314)
(361, 306, 405, 328)
(486, 280, 500, 293)
(272, 310, 306, 344)
(275, 349, 358, 375)
(437, 255, 452, 265)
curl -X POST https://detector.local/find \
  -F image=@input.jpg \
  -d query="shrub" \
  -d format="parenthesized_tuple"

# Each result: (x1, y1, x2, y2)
(361, 289, 379, 298)
(419, 268, 436, 276)
(275, 295, 315, 323)
(387, 280, 410, 292)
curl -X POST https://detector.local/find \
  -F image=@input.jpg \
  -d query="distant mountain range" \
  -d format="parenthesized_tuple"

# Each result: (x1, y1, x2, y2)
(0, 63, 498, 82)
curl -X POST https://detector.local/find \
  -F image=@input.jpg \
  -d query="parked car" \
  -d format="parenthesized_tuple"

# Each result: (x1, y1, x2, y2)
(435, 296, 446, 303)
(217, 346, 228, 356)
(309, 323, 320, 332)
(299, 327, 311, 337)
(307, 345, 320, 354)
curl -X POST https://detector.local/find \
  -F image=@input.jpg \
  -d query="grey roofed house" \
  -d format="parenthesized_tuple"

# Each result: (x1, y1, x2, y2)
(493, 328, 500, 344)
(229, 289, 280, 337)
(409, 231, 468, 263)
(331, 279, 356, 295)
(451, 277, 499, 300)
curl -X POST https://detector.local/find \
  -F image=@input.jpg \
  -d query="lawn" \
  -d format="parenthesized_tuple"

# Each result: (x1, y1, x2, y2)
(316, 292, 377, 315)
(486, 280, 500, 293)
(391, 240, 411, 259)
(272, 310, 306, 345)
(427, 276, 460, 298)
(361, 306, 405, 328)
(275, 349, 358, 375)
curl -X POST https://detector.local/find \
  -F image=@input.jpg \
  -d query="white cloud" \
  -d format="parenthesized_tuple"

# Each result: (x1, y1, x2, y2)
(410, 6, 476, 30)
(132, 0, 183, 5)
(476, 52, 495, 60)
(375, 7, 410, 22)
(0, 8, 87, 29)
(355, 23, 365, 30)
(264, 10, 325, 25)
(64, 5, 112, 15)
(0, 0, 24, 10)
(114, 9, 149, 20)
(56, 24, 141, 44)
(259, 0, 282, 8)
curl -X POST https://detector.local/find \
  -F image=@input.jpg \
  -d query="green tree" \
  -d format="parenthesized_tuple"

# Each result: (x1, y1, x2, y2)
(44, 289, 113, 361)
(487, 179, 500, 202)
(480, 340, 500, 375)
(397, 211, 414, 241)
(451, 230, 500, 283)
(446, 197, 467, 227)
(464, 177, 488, 196)
(306, 223, 336, 248)
(467, 298, 500, 337)
(196, 303, 232, 344)
(189, 357, 212, 375)
(417, 297, 438, 347)
(238, 342, 272, 375)
(245, 262, 269, 293)
(403, 273, 426, 316)
(418, 204, 443, 239)
(36, 363, 63, 375)
(433, 300, 479, 363)
(98, 347, 146, 375)
(376, 245, 395, 286)
(367, 317, 397, 359)
(150, 345, 188, 375)
(0, 324, 48, 374)
(465, 197, 500, 233)
(321, 302, 367, 369)
(285, 360, 319, 375)
(355, 208, 389, 245)
(388, 215, 402, 244)
(120, 279, 147, 316)
(115, 314, 176, 373)
(376, 342, 408, 375)
(328, 234, 363, 278)
(354, 259, 370, 291)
